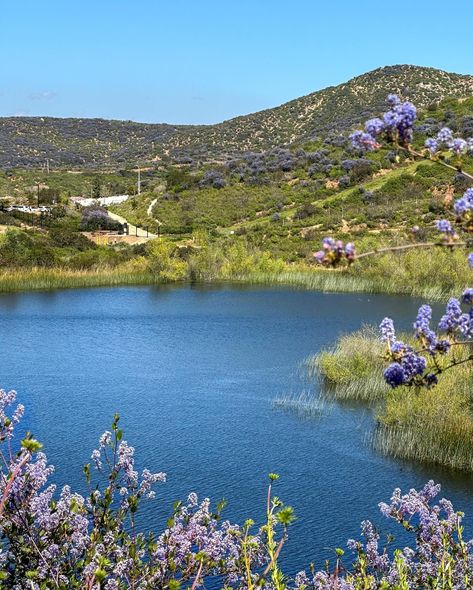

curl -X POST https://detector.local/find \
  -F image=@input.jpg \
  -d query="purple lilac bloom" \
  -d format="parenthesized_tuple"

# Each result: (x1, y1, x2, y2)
(469, 253, 473, 269)
(345, 242, 355, 258)
(437, 127, 454, 144)
(384, 363, 406, 387)
(387, 94, 401, 106)
(350, 130, 377, 151)
(453, 195, 473, 215)
(414, 304, 432, 333)
(438, 298, 463, 333)
(402, 352, 426, 379)
(322, 237, 336, 250)
(424, 138, 438, 154)
(450, 138, 468, 155)
(462, 288, 473, 305)
(435, 219, 454, 235)
(364, 118, 384, 137)
(314, 250, 325, 263)
(379, 317, 395, 343)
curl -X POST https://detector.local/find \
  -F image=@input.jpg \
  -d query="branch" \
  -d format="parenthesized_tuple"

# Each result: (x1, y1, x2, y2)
(406, 146, 473, 181)
(356, 241, 467, 260)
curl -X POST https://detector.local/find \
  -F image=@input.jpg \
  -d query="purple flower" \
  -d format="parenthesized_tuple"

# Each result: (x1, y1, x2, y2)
(384, 363, 406, 387)
(345, 242, 355, 259)
(350, 130, 378, 151)
(469, 253, 473, 269)
(435, 219, 454, 235)
(450, 138, 468, 155)
(322, 237, 336, 250)
(439, 298, 463, 333)
(365, 118, 384, 137)
(437, 127, 454, 144)
(379, 317, 396, 344)
(387, 94, 401, 106)
(414, 304, 432, 333)
(425, 138, 438, 154)
(314, 250, 325, 263)
(462, 288, 473, 305)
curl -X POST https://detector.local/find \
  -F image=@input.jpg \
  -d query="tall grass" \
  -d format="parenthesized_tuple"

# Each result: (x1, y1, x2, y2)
(0, 268, 163, 292)
(309, 326, 389, 402)
(313, 327, 473, 471)
(0, 245, 471, 297)
(243, 247, 472, 301)
(273, 392, 325, 419)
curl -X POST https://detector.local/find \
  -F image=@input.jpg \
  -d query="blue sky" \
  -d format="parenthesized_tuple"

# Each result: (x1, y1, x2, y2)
(2, 0, 473, 124)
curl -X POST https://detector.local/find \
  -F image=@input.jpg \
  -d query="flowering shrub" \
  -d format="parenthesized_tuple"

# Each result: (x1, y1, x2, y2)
(350, 95, 473, 389)
(313, 238, 355, 267)
(2, 389, 473, 588)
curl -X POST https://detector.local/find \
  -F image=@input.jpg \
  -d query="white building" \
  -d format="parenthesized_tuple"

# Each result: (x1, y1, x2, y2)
(71, 195, 131, 207)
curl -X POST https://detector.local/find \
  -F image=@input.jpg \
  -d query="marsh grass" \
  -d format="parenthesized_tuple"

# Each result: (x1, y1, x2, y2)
(310, 326, 389, 402)
(313, 327, 473, 471)
(243, 247, 472, 301)
(0, 268, 162, 292)
(273, 392, 325, 419)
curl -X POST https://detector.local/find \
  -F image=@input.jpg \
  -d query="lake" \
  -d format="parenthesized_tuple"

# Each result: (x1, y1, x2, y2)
(1, 285, 472, 573)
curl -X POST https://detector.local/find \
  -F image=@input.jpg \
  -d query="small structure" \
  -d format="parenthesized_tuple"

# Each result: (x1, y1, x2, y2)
(71, 195, 130, 207)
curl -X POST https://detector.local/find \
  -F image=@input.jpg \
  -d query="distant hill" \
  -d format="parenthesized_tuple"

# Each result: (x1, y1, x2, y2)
(1, 65, 473, 168)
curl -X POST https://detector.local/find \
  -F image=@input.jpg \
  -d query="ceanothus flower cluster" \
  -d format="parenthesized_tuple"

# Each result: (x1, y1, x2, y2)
(350, 94, 417, 150)
(379, 291, 473, 388)
(2, 389, 473, 588)
(425, 126, 473, 157)
(314, 237, 355, 267)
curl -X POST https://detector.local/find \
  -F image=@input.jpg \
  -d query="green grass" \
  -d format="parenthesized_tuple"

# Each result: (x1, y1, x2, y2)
(242, 245, 473, 301)
(310, 326, 389, 402)
(313, 327, 473, 471)
(0, 268, 164, 292)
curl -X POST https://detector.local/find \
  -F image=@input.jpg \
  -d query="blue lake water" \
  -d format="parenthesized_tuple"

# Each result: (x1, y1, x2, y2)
(1, 285, 472, 573)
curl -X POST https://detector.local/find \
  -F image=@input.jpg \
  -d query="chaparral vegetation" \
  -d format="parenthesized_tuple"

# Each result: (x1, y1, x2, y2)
(4, 65, 473, 588)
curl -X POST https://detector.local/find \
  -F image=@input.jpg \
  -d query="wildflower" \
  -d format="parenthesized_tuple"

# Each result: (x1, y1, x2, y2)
(450, 138, 468, 155)
(379, 317, 396, 344)
(462, 288, 473, 305)
(435, 219, 454, 235)
(436, 127, 454, 144)
(364, 118, 384, 137)
(384, 363, 406, 387)
(350, 130, 378, 151)
(425, 138, 438, 154)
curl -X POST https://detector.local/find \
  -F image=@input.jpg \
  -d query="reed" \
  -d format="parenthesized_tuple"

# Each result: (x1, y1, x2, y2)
(312, 326, 473, 471)
(0, 268, 162, 292)
(273, 392, 325, 419)
(310, 326, 389, 402)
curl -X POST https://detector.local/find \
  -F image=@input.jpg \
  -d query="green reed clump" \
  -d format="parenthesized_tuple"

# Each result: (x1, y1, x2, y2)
(313, 327, 473, 471)
(244, 247, 472, 301)
(0, 267, 161, 292)
(273, 392, 325, 419)
(311, 326, 389, 402)
(373, 355, 473, 471)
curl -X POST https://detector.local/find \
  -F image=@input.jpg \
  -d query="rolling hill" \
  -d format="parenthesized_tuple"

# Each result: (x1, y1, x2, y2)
(1, 64, 473, 168)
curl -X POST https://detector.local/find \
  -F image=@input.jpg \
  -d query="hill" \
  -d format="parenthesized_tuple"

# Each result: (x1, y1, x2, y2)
(1, 65, 473, 168)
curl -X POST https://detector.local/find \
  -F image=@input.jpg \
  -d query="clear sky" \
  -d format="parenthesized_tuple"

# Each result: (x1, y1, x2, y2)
(2, 0, 473, 125)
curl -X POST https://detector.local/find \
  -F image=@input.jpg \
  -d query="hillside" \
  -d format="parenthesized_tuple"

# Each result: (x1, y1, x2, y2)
(1, 65, 473, 168)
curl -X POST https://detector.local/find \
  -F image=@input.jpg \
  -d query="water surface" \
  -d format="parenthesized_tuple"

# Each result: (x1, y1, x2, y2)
(1, 285, 472, 572)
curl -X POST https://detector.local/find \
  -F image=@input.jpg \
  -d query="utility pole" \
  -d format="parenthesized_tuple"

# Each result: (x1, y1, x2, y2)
(36, 183, 40, 207)
(46, 159, 50, 174)
(137, 167, 141, 195)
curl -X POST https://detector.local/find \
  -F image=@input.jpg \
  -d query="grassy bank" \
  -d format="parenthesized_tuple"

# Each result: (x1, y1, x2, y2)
(245, 247, 472, 301)
(0, 268, 164, 292)
(313, 328, 473, 471)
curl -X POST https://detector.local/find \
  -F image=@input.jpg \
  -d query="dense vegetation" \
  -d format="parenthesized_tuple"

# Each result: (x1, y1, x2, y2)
(2, 65, 473, 168)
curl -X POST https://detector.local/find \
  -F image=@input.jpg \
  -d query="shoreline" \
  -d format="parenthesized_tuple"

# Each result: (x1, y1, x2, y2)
(0, 266, 462, 301)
